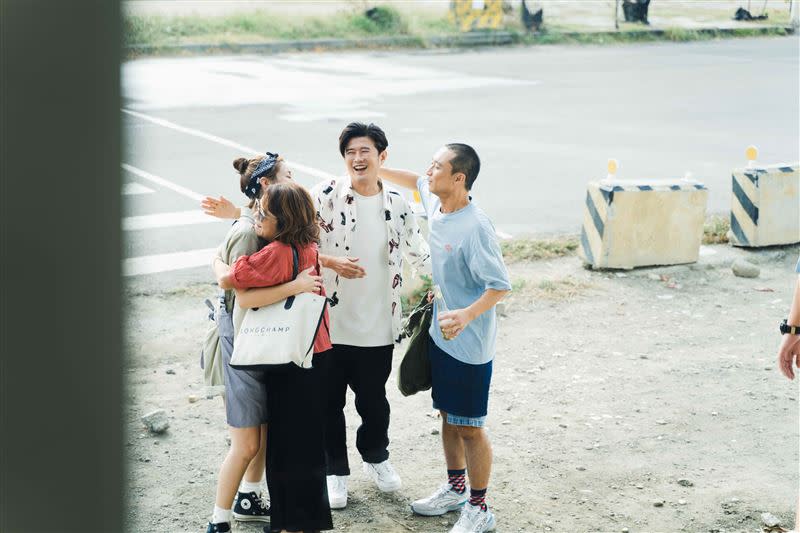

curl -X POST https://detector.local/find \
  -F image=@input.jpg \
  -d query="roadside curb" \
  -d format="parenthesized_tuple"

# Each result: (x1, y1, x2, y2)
(125, 25, 794, 57)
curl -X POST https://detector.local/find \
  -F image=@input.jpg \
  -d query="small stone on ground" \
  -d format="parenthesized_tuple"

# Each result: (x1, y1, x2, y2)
(731, 259, 760, 278)
(141, 409, 169, 434)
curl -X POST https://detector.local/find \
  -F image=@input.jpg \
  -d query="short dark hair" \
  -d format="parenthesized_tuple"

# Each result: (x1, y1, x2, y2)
(338, 122, 388, 156)
(445, 143, 480, 190)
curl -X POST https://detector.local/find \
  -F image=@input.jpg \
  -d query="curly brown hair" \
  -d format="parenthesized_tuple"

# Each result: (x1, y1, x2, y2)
(260, 181, 319, 247)
(232, 155, 285, 208)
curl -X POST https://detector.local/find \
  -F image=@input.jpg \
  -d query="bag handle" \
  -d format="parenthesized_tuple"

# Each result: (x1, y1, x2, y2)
(284, 245, 300, 310)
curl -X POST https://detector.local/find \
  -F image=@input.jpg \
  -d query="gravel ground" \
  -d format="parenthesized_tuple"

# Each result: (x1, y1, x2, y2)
(125, 242, 800, 532)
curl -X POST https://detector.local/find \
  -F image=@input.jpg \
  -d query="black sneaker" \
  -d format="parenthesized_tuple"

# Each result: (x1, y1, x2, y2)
(205, 522, 231, 533)
(233, 490, 270, 522)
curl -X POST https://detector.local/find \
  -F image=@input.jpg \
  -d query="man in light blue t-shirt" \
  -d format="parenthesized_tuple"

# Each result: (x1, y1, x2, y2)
(379, 144, 511, 533)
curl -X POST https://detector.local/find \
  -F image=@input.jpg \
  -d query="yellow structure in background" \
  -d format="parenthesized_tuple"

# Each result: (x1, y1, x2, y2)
(449, 0, 505, 31)
(745, 145, 758, 164)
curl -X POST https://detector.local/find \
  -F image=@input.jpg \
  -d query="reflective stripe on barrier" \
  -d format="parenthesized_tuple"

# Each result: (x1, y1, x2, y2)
(729, 164, 800, 247)
(579, 180, 708, 270)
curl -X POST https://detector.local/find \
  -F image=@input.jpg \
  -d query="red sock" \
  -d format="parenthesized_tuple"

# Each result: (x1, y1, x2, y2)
(447, 469, 466, 494)
(469, 488, 487, 511)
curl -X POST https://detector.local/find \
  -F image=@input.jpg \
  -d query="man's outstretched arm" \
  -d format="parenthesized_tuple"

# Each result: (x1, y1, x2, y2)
(379, 167, 420, 190)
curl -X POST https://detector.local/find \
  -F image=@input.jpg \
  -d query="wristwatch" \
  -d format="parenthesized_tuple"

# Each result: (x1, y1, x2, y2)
(780, 319, 800, 335)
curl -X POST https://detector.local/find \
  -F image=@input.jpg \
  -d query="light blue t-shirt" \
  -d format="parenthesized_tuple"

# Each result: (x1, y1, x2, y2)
(795, 255, 800, 273)
(417, 176, 511, 365)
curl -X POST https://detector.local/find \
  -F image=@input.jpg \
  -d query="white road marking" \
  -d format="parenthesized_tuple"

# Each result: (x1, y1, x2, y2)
(122, 163, 206, 202)
(123, 210, 226, 231)
(122, 182, 155, 195)
(121, 109, 335, 181)
(123, 247, 217, 277)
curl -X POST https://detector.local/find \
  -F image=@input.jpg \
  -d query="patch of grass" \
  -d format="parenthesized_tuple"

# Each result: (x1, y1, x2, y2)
(516, 25, 790, 47)
(124, 7, 457, 47)
(509, 276, 592, 302)
(501, 237, 579, 263)
(511, 278, 527, 292)
(703, 214, 731, 245)
(124, 3, 793, 53)
(663, 27, 704, 41)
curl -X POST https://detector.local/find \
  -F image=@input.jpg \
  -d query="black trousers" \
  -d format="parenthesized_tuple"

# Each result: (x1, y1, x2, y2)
(320, 344, 394, 476)
(264, 352, 333, 532)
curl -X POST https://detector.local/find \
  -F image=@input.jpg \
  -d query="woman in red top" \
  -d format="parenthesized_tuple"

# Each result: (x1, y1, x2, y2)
(219, 181, 333, 533)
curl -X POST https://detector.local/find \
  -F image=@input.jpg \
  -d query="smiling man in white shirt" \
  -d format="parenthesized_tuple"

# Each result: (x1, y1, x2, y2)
(311, 122, 431, 510)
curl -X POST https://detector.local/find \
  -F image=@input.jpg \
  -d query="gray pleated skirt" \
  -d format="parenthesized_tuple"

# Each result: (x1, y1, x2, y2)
(218, 305, 269, 428)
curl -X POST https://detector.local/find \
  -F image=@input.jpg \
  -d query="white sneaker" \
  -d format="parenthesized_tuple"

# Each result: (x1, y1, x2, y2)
(326, 475, 348, 509)
(450, 503, 496, 533)
(362, 460, 402, 492)
(411, 483, 468, 516)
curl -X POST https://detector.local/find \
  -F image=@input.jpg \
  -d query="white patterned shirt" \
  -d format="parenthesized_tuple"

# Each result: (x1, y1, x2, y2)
(310, 176, 431, 343)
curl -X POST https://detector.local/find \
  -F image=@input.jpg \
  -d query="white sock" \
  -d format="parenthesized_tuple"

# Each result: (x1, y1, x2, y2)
(211, 505, 231, 524)
(239, 478, 263, 494)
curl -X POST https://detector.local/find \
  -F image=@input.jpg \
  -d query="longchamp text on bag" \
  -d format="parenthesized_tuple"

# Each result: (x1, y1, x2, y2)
(230, 246, 327, 370)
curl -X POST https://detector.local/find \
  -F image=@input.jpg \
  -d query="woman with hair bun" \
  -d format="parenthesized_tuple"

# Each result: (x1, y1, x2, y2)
(205, 153, 324, 533)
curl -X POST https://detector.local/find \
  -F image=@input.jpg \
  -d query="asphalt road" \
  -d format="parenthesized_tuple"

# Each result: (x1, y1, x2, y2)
(122, 36, 799, 289)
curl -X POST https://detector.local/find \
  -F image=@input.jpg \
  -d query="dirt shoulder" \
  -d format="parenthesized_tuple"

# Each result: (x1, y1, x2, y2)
(125, 243, 800, 532)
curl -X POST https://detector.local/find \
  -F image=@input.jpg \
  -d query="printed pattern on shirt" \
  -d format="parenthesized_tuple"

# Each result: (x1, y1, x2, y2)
(310, 177, 431, 343)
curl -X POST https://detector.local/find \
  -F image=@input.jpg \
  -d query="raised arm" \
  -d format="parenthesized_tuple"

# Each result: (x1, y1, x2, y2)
(397, 196, 431, 275)
(378, 167, 420, 190)
(202, 195, 242, 220)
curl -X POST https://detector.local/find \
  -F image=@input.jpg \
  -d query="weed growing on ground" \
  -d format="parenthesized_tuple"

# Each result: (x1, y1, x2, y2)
(124, 4, 792, 51)
(501, 237, 579, 263)
(703, 215, 731, 245)
(508, 276, 592, 304)
(124, 7, 454, 46)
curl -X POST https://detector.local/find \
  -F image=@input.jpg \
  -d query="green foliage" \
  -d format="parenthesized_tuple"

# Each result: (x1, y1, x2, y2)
(401, 274, 433, 315)
(537, 279, 556, 291)
(357, 6, 407, 34)
(702, 215, 731, 245)
(124, 6, 452, 47)
(123, 5, 792, 51)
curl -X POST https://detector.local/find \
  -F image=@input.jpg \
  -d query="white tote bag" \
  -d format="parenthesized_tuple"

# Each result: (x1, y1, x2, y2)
(230, 246, 328, 370)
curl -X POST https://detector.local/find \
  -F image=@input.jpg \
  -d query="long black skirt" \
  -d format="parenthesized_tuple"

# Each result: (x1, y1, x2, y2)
(264, 351, 332, 532)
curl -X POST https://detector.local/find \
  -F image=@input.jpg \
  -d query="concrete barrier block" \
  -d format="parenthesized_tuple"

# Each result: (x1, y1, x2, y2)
(729, 163, 800, 247)
(579, 180, 708, 269)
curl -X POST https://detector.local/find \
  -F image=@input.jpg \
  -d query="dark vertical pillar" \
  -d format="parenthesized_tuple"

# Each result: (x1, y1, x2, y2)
(1, 1, 123, 531)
